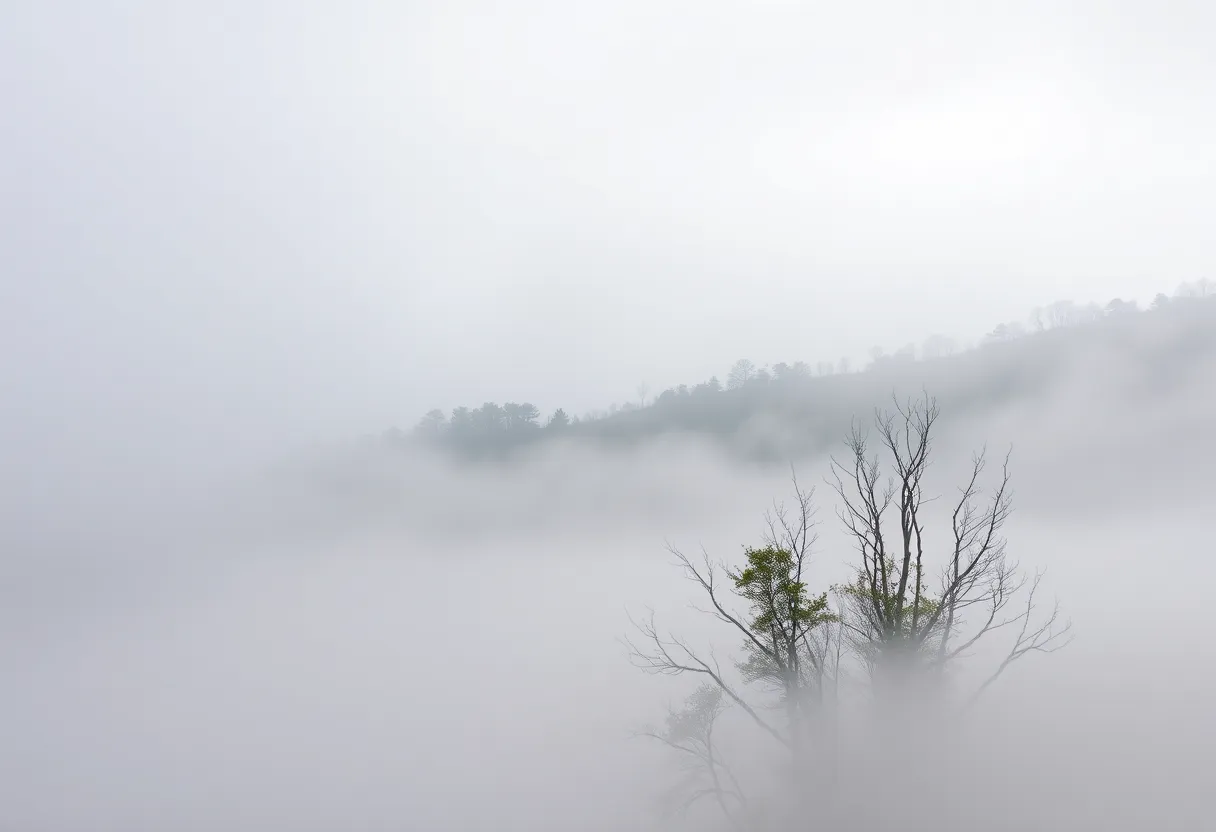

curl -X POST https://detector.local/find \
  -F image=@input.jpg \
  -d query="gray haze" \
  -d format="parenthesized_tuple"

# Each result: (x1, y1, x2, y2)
(1, 348, 1213, 830)
(2, 2, 1215, 830)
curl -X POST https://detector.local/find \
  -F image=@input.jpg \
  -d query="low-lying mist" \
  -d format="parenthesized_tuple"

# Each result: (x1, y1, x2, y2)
(1, 350, 1212, 831)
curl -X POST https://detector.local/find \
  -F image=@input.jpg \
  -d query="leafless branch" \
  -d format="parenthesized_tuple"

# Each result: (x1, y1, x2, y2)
(965, 571, 1074, 708)
(625, 608, 790, 748)
(762, 466, 820, 587)
(633, 685, 750, 831)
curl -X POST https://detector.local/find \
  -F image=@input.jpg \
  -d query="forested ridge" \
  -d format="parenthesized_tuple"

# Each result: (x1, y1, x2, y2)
(389, 282, 1215, 461)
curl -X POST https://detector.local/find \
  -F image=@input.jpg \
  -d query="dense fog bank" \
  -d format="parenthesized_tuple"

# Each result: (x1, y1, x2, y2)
(2, 337, 1212, 829)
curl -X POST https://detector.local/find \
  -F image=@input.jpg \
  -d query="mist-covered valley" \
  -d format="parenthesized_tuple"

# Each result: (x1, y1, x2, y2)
(5, 2, 1216, 829)
(3, 296, 1214, 830)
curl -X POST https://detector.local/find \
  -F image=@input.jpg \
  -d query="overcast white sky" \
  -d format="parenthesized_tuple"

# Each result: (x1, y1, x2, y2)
(3, 0, 1214, 469)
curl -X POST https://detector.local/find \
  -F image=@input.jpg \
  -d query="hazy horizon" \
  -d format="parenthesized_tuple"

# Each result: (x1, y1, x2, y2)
(5, 1, 1215, 467)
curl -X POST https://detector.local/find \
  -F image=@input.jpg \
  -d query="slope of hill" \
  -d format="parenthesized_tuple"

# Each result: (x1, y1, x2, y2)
(392, 291, 1216, 463)
(224, 289, 1215, 548)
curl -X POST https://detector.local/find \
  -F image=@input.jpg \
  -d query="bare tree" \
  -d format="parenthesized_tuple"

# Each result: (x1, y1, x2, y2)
(828, 393, 1071, 703)
(727, 359, 757, 390)
(629, 397, 1071, 829)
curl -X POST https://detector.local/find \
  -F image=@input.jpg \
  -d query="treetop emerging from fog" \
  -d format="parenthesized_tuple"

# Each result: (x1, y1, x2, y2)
(629, 394, 1071, 830)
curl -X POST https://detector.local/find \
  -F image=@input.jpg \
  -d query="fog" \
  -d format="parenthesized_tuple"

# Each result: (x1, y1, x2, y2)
(2, 339, 1213, 829)
(3, 1, 1215, 830)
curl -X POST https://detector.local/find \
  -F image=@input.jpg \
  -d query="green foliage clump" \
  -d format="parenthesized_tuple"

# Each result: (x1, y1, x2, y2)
(729, 546, 835, 639)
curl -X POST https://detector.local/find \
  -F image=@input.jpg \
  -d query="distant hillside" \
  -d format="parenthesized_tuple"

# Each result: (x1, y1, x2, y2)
(388, 285, 1216, 462)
